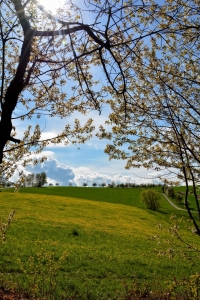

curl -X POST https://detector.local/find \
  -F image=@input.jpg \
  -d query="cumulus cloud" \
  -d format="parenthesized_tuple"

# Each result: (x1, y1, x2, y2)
(25, 156, 75, 186)
(111, 174, 161, 185)
(73, 172, 111, 186)
(72, 169, 162, 187)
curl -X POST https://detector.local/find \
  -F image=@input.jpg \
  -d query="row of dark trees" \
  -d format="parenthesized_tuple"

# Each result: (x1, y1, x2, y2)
(83, 182, 162, 188)
(24, 172, 47, 187)
(0, 180, 13, 188)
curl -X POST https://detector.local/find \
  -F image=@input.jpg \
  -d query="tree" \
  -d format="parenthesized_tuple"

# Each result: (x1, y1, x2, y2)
(176, 194, 183, 204)
(109, 181, 115, 188)
(35, 172, 47, 187)
(92, 182, 97, 187)
(166, 187, 175, 199)
(83, 182, 87, 187)
(26, 173, 34, 186)
(35, 174, 41, 187)
(96, 1, 200, 234)
(0, 0, 149, 175)
(101, 183, 106, 187)
(140, 190, 161, 211)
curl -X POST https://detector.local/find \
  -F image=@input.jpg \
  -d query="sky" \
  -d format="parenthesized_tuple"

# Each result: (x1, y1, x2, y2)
(9, 0, 165, 186)
(12, 107, 164, 186)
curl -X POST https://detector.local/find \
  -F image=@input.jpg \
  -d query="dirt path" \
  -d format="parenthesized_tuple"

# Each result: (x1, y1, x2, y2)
(162, 193, 186, 211)
(162, 193, 199, 215)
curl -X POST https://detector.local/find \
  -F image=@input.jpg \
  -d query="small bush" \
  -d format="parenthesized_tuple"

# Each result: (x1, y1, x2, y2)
(166, 187, 175, 198)
(140, 190, 161, 211)
(176, 194, 183, 203)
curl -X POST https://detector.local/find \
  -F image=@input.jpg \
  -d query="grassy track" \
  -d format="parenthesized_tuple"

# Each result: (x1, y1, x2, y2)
(0, 188, 199, 299)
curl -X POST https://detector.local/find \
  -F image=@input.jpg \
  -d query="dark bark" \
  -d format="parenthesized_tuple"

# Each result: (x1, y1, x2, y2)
(0, 0, 33, 163)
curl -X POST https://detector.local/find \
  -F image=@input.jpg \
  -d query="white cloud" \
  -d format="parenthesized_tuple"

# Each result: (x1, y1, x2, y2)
(73, 172, 111, 186)
(25, 157, 75, 186)
(72, 168, 162, 187)
(147, 171, 164, 178)
(72, 167, 94, 176)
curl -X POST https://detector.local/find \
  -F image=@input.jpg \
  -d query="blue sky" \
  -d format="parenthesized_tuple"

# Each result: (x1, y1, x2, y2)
(12, 106, 164, 186)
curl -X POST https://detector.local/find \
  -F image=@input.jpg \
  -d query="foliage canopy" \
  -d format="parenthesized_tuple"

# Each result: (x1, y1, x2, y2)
(140, 189, 161, 211)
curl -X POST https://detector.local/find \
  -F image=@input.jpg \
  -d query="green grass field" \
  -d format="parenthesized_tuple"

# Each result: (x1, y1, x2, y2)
(0, 187, 200, 299)
(9, 186, 145, 207)
(2, 186, 180, 211)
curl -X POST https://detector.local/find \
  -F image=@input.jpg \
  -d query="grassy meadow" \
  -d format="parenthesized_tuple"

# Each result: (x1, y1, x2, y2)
(0, 187, 200, 299)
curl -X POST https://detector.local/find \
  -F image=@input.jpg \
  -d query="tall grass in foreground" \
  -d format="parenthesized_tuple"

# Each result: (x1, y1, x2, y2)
(0, 189, 199, 299)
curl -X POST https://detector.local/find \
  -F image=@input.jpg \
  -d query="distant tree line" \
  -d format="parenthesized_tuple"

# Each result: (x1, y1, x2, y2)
(84, 182, 163, 188)
(0, 178, 13, 187)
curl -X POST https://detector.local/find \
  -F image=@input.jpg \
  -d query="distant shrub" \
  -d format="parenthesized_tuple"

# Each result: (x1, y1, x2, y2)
(176, 194, 183, 203)
(166, 187, 175, 198)
(108, 181, 115, 188)
(140, 190, 161, 211)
